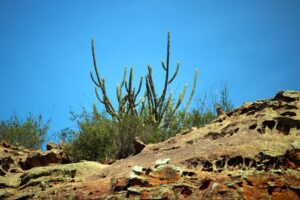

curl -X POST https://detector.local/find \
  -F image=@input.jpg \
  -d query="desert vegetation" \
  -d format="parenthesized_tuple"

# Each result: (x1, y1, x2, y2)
(0, 113, 49, 149)
(62, 33, 233, 162)
(0, 33, 233, 162)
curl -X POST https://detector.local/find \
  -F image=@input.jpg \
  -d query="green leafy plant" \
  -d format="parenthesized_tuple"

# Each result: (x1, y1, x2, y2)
(0, 113, 49, 149)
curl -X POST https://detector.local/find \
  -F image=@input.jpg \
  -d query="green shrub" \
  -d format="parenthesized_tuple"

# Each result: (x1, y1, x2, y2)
(160, 82, 234, 137)
(184, 82, 234, 129)
(62, 105, 166, 161)
(63, 81, 234, 162)
(61, 107, 116, 162)
(0, 113, 49, 149)
(218, 81, 234, 113)
(116, 114, 168, 158)
(184, 109, 216, 128)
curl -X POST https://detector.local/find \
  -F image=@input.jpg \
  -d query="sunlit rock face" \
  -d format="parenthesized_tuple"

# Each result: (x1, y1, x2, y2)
(1, 90, 300, 199)
(0, 141, 71, 174)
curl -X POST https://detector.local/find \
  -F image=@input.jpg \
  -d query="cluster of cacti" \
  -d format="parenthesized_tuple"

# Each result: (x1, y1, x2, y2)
(90, 32, 198, 128)
(91, 43, 144, 120)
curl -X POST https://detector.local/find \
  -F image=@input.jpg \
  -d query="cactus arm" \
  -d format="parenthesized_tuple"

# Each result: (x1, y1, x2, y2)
(91, 39, 102, 85)
(116, 85, 122, 102)
(95, 87, 105, 104)
(166, 32, 170, 70)
(184, 69, 198, 111)
(120, 67, 127, 87)
(134, 76, 143, 101)
(145, 79, 155, 115)
(91, 39, 118, 118)
(90, 72, 101, 88)
(99, 78, 116, 116)
(168, 62, 180, 84)
(146, 65, 159, 109)
(162, 60, 166, 70)
(128, 68, 133, 95)
(158, 33, 170, 109)
(158, 92, 173, 125)
(170, 84, 187, 118)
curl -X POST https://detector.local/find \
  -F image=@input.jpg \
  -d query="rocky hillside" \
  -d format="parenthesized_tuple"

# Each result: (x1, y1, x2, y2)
(1, 90, 300, 199)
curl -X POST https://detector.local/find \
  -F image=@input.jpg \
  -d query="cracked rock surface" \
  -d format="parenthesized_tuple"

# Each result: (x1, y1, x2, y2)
(0, 90, 300, 199)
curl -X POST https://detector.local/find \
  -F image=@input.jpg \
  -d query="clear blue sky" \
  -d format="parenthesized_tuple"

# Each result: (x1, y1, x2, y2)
(1, 0, 299, 141)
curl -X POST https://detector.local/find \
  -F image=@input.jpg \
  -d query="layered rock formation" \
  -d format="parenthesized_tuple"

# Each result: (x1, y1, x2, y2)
(0, 90, 300, 199)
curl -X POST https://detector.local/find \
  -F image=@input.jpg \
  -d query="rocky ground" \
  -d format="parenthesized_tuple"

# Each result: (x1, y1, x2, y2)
(0, 90, 300, 199)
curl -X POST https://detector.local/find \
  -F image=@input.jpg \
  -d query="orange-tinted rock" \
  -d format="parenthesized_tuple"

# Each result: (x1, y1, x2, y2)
(1, 90, 300, 199)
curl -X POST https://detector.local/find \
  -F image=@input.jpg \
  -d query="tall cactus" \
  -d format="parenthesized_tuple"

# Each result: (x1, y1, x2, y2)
(144, 32, 198, 127)
(90, 40, 143, 120)
(90, 33, 198, 128)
